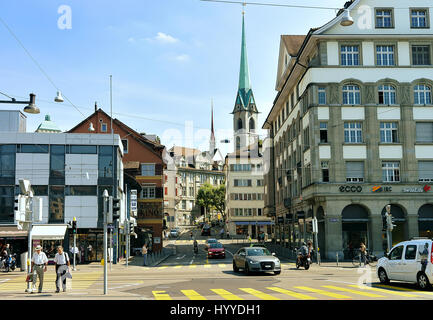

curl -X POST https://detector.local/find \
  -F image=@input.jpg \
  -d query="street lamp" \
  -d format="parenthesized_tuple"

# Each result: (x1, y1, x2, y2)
(340, 9, 354, 26)
(0, 92, 40, 114)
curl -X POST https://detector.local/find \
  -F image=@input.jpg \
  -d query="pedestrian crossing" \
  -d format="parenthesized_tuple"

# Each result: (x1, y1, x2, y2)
(151, 284, 433, 300)
(0, 272, 102, 293)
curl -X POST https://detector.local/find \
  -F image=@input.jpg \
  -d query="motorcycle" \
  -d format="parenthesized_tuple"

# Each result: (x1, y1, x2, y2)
(2, 254, 16, 272)
(295, 250, 311, 270)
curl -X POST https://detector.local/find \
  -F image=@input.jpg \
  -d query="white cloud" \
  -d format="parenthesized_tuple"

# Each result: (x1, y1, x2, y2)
(174, 54, 190, 62)
(154, 32, 179, 44)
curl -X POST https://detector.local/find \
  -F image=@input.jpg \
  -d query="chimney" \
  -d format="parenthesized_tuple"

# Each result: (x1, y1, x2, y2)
(95, 102, 98, 112)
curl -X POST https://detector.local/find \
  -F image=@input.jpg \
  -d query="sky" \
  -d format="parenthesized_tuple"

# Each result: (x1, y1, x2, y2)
(0, 0, 345, 157)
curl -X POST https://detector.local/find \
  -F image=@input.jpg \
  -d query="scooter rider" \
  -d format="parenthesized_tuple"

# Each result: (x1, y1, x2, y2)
(297, 242, 308, 265)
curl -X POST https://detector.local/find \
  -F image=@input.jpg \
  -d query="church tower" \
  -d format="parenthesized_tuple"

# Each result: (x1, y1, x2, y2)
(231, 10, 259, 151)
(209, 100, 216, 156)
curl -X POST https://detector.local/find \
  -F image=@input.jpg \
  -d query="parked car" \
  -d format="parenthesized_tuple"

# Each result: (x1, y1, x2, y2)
(233, 247, 281, 275)
(205, 238, 218, 250)
(377, 238, 433, 290)
(169, 229, 179, 238)
(207, 243, 226, 259)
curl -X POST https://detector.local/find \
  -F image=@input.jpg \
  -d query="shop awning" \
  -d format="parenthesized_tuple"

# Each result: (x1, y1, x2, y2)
(234, 221, 274, 225)
(31, 225, 67, 240)
(0, 226, 28, 238)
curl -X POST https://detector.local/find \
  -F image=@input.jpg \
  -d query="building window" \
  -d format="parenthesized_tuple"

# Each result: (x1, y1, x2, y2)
(189, 187, 194, 197)
(419, 161, 433, 182)
(181, 200, 186, 210)
(234, 179, 252, 187)
(412, 45, 431, 65)
(303, 127, 310, 151)
(142, 186, 156, 199)
(380, 122, 398, 143)
(0, 145, 16, 180)
(318, 87, 326, 105)
(69, 145, 97, 154)
(98, 146, 115, 179)
(321, 161, 329, 183)
(376, 45, 395, 66)
(141, 163, 155, 176)
(19, 144, 49, 153)
(376, 9, 393, 28)
(416, 122, 433, 142)
(414, 85, 432, 105)
(122, 139, 128, 154)
(320, 122, 328, 143)
(0, 186, 14, 223)
(378, 85, 396, 105)
(411, 9, 428, 28)
(346, 162, 364, 183)
(342, 85, 361, 105)
(182, 187, 186, 196)
(286, 101, 290, 115)
(101, 123, 107, 132)
(258, 208, 262, 216)
(257, 179, 264, 187)
(382, 162, 400, 182)
(341, 45, 360, 66)
(344, 122, 363, 143)
(50, 145, 65, 185)
(49, 186, 65, 223)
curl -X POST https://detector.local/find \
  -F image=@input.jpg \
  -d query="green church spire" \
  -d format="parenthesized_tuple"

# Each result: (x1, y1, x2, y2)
(232, 11, 258, 114)
(238, 13, 251, 91)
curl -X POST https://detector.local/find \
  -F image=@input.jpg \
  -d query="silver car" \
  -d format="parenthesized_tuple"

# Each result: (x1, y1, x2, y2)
(233, 247, 281, 275)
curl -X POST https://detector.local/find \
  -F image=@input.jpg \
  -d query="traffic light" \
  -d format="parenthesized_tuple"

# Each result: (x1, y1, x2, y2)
(306, 221, 313, 233)
(386, 213, 396, 232)
(112, 198, 121, 220)
(129, 221, 135, 234)
(72, 217, 77, 234)
(108, 196, 121, 224)
(382, 214, 387, 232)
(13, 195, 26, 221)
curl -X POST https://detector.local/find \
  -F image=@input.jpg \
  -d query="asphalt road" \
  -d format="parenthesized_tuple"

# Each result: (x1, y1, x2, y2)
(1, 227, 432, 300)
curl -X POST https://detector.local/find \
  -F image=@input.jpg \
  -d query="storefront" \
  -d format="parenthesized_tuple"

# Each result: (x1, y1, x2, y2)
(0, 226, 28, 267)
(31, 224, 68, 263)
(68, 228, 104, 263)
(341, 205, 369, 259)
(418, 204, 433, 238)
(381, 204, 407, 247)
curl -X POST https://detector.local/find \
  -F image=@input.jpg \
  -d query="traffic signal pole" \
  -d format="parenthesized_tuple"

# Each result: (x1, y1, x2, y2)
(103, 190, 109, 295)
(72, 217, 77, 271)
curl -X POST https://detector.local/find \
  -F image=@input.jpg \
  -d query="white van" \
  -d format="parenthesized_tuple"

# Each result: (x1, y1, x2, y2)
(377, 238, 433, 290)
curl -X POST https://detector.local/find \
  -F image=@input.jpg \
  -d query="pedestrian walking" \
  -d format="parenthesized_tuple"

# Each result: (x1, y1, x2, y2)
(419, 242, 429, 273)
(54, 246, 70, 293)
(226, 230, 230, 239)
(31, 245, 48, 293)
(360, 242, 367, 267)
(142, 244, 148, 266)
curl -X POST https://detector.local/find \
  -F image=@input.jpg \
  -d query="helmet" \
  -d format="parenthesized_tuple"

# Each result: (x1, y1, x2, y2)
(302, 242, 306, 246)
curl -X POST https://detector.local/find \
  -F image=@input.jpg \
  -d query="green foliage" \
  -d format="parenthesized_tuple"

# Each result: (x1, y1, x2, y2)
(196, 183, 226, 220)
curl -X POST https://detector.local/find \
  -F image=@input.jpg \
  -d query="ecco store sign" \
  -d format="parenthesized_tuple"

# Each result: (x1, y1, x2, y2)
(339, 185, 362, 193)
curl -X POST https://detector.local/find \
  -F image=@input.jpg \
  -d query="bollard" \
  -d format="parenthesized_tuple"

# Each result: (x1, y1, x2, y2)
(336, 252, 339, 267)
(318, 252, 321, 266)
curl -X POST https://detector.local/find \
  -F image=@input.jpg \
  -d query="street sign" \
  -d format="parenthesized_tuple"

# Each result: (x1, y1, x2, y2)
(312, 217, 318, 234)
(130, 189, 137, 216)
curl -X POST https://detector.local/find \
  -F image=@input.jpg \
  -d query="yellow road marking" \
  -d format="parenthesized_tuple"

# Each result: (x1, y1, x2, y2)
(218, 264, 226, 268)
(211, 289, 244, 300)
(153, 290, 172, 300)
(204, 264, 212, 268)
(158, 266, 168, 270)
(349, 285, 419, 298)
(266, 287, 316, 300)
(181, 289, 207, 300)
(295, 286, 351, 299)
(374, 284, 433, 296)
(189, 264, 197, 268)
(173, 265, 182, 269)
(239, 288, 280, 300)
(322, 285, 384, 298)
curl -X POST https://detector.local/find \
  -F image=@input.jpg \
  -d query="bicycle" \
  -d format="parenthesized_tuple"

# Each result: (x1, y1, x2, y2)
(352, 250, 377, 267)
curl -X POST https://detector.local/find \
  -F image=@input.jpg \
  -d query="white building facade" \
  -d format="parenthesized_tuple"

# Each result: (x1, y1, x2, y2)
(263, 0, 433, 259)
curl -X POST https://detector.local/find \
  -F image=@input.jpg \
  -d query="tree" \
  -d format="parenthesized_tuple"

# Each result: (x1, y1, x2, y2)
(196, 183, 215, 223)
(212, 185, 226, 222)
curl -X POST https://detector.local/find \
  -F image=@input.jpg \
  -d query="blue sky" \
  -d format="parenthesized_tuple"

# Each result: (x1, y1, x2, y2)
(0, 0, 344, 156)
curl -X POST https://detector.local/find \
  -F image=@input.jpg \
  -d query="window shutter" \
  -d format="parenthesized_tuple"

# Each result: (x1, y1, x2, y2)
(419, 161, 433, 180)
(416, 123, 433, 142)
(346, 162, 364, 179)
(155, 164, 163, 176)
(155, 187, 163, 198)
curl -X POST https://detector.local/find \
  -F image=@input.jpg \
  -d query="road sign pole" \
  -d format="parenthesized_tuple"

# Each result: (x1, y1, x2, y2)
(73, 233, 77, 271)
(103, 190, 108, 295)
(385, 205, 392, 253)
